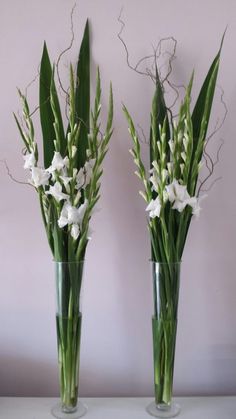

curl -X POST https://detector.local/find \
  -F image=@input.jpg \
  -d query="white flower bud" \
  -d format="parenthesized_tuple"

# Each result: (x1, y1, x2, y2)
(135, 170, 141, 179)
(161, 169, 168, 182)
(168, 140, 175, 153)
(139, 190, 147, 201)
(152, 161, 159, 174)
(157, 141, 161, 153)
(181, 152, 186, 162)
(180, 163, 185, 174)
(74, 190, 82, 206)
(73, 168, 78, 178)
(72, 146, 77, 158)
(183, 135, 189, 151)
(161, 132, 166, 143)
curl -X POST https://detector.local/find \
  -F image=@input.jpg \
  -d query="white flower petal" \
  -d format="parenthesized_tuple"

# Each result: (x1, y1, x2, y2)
(60, 175, 72, 186)
(47, 152, 66, 173)
(172, 199, 187, 212)
(146, 197, 161, 218)
(75, 168, 85, 189)
(46, 181, 69, 202)
(71, 224, 80, 240)
(30, 167, 50, 188)
(72, 146, 77, 158)
(23, 152, 35, 169)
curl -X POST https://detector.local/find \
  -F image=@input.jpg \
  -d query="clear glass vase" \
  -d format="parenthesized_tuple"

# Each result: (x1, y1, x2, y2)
(146, 262, 181, 418)
(51, 261, 87, 419)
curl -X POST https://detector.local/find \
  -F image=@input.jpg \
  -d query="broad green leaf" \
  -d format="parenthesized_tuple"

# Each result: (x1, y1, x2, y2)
(73, 19, 90, 169)
(40, 42, 65, 168)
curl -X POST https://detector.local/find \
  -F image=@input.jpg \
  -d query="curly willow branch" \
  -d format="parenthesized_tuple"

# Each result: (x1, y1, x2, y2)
(0, 159, 33, 187)
(118, 9, 226, 196)
(197, 85, 227, 195)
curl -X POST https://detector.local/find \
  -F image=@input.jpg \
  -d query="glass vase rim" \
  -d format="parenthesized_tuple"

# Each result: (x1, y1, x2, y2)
(53, 260, 85, 265)
(150, 260, 182, 265)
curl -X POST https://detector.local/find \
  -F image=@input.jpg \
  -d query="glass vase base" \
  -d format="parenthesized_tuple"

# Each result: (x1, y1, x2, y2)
(146, 401, 180, 418)
(51, 401, 87, 418)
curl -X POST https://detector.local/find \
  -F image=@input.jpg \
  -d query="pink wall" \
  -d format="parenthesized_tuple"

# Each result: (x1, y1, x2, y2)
(0, 0, 236, 397)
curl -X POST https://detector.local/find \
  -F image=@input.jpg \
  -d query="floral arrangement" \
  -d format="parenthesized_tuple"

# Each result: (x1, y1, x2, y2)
(124, 39, 223, 263)
(14, 21, 113, 414)
(123, 36, 224, 413)
(14, 21, 113, 263)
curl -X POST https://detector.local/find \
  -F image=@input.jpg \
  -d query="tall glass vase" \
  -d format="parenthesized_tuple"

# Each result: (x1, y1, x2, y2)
(146, 262, 181, 418)
(51, 261, 87, 419)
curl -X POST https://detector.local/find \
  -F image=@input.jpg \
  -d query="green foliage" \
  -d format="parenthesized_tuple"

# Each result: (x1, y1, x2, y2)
(124, 38, 224, 263)
(15, 21, 113, 262)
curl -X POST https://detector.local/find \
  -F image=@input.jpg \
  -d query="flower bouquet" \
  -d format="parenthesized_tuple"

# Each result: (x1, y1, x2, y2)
(15, 21, 113, 418)
(124, 36, 223, 418)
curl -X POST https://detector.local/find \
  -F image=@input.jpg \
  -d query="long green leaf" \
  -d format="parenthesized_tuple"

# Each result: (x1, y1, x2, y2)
(73, 19, 90, 169)
(191, 32, 225, 147)
(150, 67, 170, 164)
(13, 112, 30, 152)
(39, 42, 65, 168)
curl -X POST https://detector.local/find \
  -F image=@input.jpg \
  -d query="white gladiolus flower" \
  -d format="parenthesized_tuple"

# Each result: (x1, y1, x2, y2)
(46, 181, 69, 202)
(150, 172, 160, 193)
(60, 175, 72, 186)
(165, 179, 204, 215)
(67, 205, 83, 225)
(58, 200, 88, 228)
(30, 167, 50, 188)
(47, 152, 68, 173)
(23, 152, 35, 169)
(166, 179, 191, 213)
(57, 200, 88, 239)
(64, 156, 69, 168)
(166, 179, 190, 204)
(58, 203, 69, 228)
(187, 195, 207, 218)
(146, 197, 161, 218)
(172, 199, 188, 212)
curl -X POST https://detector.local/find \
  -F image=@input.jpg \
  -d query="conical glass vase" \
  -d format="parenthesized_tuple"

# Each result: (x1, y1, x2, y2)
(51, 261, 87, 419)
(146, 262, 181, 418)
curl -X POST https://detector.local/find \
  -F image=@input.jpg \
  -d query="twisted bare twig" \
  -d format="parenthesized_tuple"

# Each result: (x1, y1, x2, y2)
(118, 9, 226, 196)
(0, 159, 33, 187)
